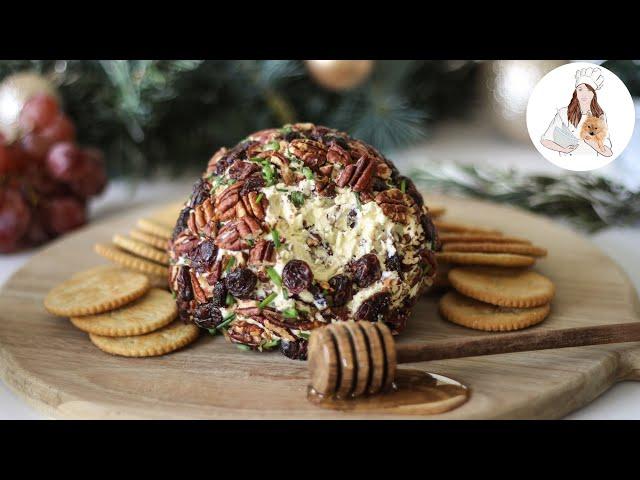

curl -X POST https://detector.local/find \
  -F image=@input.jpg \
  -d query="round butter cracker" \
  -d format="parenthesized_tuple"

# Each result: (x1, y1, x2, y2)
(89, 320, 200, 357)
(439, 291, 550, 332)
(70, 288, 177, 337)
(448, 266, 555, 308)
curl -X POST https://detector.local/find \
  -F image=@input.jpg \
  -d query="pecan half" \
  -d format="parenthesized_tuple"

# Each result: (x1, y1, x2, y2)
(288, 139, 327, 170)
(193, 198, 217, 237)
(189, 269, 207, 304)
(215, 217, 262, 250)
(239, 191, 266, 220)
(248, 239, 276, 265)
(335, 155, 375, 192)
(375, 188, 415, 224)
(214, 181, 244, 221)
(326, 142, 352, 166)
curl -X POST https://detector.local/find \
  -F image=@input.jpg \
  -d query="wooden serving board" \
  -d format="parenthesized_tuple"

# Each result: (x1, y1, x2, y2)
(1, 195, 639, 419)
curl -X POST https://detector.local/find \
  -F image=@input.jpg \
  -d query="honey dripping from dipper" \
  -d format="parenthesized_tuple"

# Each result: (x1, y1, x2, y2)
(307, 369, 470, 414)
(307, 321, 470, 414)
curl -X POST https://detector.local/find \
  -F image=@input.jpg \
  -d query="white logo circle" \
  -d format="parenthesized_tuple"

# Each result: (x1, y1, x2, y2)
(526, 62, 635, 172)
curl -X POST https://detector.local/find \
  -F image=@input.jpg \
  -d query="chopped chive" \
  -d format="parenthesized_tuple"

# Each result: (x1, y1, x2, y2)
(276, 187, 289, 193)
(271, 229, 281, 249)
(236, 344, 251, 351)
(225, 293, 236, 306)
(400, 179, 407, 193)
(261, 339, 281, 350)
(283, 308, 299, 319)
(259, 292, 278, 309)
(207, 328, 217, 336)
(266, 140, 280, 151)
(289, 191, 305, 208)
(217, 313, 236, 330)
(302, 166, 314, 180)
(266, 267, 282, 287)
(171, 291, 177, 300)
(246, 238, 254, 247)
(250, 156, 262, 162)
(262, 163, 275, 186)
(225, 256, 236, 273)
(298, 331, 311, 340)
(255, 193, 264, 203)
(282, 288, 289, 299)
(354, 192, 362, 210)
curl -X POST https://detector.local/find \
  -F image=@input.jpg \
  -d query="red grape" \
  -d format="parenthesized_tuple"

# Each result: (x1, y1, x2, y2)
(0, 188, 31, 253)
(43, 196, 86, 235)
(0, 143, 10, 175)
(69, 148, 108, 198)
(18, 94, 60, 133)
(45, 142, 84, 182)
(23, 209, 51, 247)
(20, 133, 51, 162)
(39, 113, 76, 145)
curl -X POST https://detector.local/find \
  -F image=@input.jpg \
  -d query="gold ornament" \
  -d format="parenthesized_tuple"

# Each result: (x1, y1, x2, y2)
(306, 60, 374, 91)
(0, 71, 60, 142)
(481, 60, 567, 143)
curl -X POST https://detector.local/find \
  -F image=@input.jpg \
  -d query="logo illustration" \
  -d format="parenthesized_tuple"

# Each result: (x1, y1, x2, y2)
(526, 62, 635, 172)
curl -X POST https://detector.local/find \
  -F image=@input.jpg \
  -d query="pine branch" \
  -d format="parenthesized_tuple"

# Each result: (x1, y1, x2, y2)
(410, 163, 640, 232)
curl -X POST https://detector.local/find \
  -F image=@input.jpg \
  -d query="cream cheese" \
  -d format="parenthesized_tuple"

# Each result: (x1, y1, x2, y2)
(263, 183, 398, 282)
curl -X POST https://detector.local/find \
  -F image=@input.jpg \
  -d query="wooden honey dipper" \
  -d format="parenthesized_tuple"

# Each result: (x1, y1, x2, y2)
(308, 320, 640, 398)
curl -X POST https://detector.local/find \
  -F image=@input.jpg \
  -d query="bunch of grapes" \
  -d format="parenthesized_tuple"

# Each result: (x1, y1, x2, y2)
(0, 94, 107, 253)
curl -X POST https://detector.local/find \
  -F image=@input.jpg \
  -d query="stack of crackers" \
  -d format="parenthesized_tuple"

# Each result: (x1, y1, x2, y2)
(93, 202, 183, 289)
(427, 206, 555, 332)
(44, 265, 199, 357)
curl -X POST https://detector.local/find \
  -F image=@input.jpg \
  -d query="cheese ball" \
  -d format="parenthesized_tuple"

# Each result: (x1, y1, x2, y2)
(168, 123, 439, 359)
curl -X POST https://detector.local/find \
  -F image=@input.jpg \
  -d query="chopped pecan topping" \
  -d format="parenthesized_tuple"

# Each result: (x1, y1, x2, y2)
(314, 176, 336, 197)
(214, 217, 262, 250)
(374, 188, 415, 224)
(226, 320, 268, 347)
(335, 155, 375, 192)
(248, 239, 276, 265)
(288, 139, 327, 170)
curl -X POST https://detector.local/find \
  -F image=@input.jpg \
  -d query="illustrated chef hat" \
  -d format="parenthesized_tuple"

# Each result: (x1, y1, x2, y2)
(575, 67, 604, 90)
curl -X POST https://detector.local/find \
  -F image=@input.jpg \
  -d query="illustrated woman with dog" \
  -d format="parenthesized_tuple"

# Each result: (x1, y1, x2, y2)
(540, 67, 613, 157)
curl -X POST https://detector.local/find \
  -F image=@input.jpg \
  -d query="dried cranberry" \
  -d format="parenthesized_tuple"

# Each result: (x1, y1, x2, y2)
(176, 266, 193, 302)
(351, 253, 382, 288)
(282, 260, 313, 294)
(225, 268, 257, 299)
(172, 207, 190, 240)
(355, 292, 391, 322)
(420, 214, 440, 250)
(193, 302, 223, 329)
(240, 175, 265, 196)
(210, 281, 228, 308)
(228, 160, 260, 180)
(189, 178, 211, 208)
(188, 240, 218, 273)
(280, 339, 308, 360)
(346, 209, 357, 229)
(328, 274, 353, 307)
(284, 131, 302, 142)
(385, 254, 404, 279)
(372, 177, 389, 192)
(385, 308, 409, 334)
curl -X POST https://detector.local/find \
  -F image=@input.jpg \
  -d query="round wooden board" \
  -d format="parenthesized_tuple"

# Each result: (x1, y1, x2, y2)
(1, 195, 639, 419)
